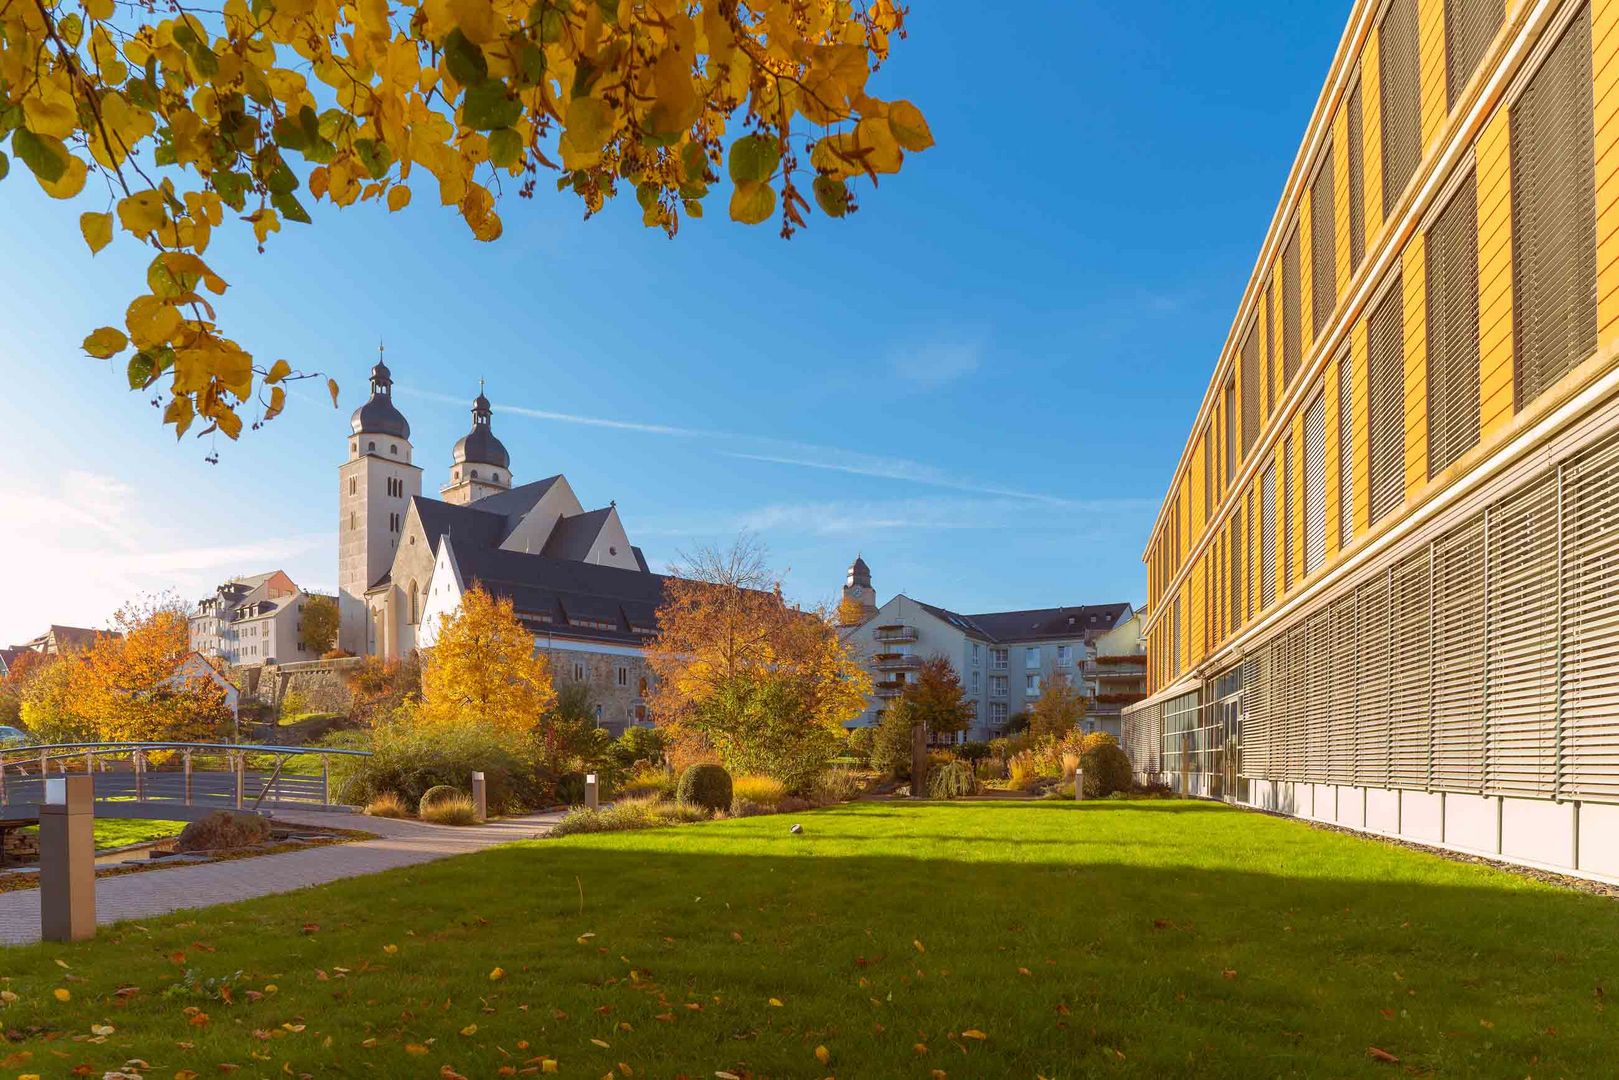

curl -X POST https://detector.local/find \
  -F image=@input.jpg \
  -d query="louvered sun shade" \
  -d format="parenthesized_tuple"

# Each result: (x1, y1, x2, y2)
(1430, 515, 1486, 791)
(1326, 595, 1358, 783)
(1355, 572, 1393, 788)
(1245, 486, 1256, 622)
(1347, 79, 1366, 272)
(1367, 280, 1407, 525)
(1558, 434, 1619, 800)
(1388, 547, 1432, 789)
(1229, 505, 1244, 634)
(1337, 350, 1356, 547)
(1380, 0, 1422, 214)
(1282, 437, 1295, 590)
(1283, 232, 1302, 389)
(1485, 473, 1558, 797)
(1261, 463, 1277, 609)
(1426, 172, 1481, 477)
(1511, 4, 1597, 412)
(1445, 0, 1504, 110)
(1312, 151, 1336, 338)
(1303, 390, 1327, 574)
(1241, 322, 1260, 456)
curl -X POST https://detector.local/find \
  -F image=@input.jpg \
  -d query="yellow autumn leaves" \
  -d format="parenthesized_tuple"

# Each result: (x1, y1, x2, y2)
(4, 0, 929, 443)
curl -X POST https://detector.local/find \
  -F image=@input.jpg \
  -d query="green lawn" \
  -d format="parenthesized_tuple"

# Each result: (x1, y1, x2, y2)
(19, 818, 186, 852)
(0, 800, 1614, 1077)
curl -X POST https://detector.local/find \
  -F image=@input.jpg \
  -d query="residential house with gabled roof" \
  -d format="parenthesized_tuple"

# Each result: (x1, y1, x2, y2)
(839, 557, 1145, 742)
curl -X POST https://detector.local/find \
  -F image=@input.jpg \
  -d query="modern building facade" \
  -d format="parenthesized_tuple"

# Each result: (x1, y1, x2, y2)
(190, 571, 323, 666)
(1124, 0, 1619, 882)
(841, 558, 1142, 741)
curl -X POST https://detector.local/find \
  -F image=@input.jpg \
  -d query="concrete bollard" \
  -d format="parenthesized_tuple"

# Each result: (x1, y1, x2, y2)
(1075, 769, 1085, 802)
(40, 773, 96, 942)
(584, 773, 599, 811)
(471, 771, 488, 823)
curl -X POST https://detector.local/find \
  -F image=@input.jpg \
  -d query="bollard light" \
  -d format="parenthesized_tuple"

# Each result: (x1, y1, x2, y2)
(470, 771, 488, 824)
(40, 773, 96, 942)
(584, 773, 599, 811)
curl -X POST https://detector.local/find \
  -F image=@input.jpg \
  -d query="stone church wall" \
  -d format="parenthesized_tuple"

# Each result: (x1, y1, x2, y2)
(538, 646, 654, 736)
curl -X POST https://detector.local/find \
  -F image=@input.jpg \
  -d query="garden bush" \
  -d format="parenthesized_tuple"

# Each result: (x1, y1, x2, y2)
(810, 766, 864, 803)
(615, 764, 674, 800)
(363, 792, 410, 818)
(176, 811, 272, 852)
(927, 759, 977, 800)
(331, 721, 545, 813)
(677, 763, 733, 812)
(1007, 751, 1044, 793)
(732, 774, 787, 808)
(1079, 733, 1133, 799)
(549, 795, 711, 838)
(556, 771, 587, 805)
(418, 784, 463, 816)
(420, 792, 479, 825)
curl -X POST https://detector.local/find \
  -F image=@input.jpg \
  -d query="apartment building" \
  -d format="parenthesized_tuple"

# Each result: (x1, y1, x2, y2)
(1123, 0, 1619, 881)
(191, 571, 322, 666)
(840, 557, 1143, 741)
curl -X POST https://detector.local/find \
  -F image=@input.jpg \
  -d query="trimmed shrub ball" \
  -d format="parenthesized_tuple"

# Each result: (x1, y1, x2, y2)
(676, 763, 733, 813)
(418, 784, 464, 816)
(177, 810, 272, 852)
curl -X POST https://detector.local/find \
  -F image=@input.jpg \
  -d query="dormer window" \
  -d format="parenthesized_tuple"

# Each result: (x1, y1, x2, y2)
(368, 440, 376, 451)
(390, 444, 398, 455)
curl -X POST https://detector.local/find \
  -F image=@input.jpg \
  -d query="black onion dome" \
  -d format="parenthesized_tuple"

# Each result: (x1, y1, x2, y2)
(350, 361, 411, 439)
(453, 427, 510, 469)
(453, 386, 509, 469)
(847, 555, 872, 588)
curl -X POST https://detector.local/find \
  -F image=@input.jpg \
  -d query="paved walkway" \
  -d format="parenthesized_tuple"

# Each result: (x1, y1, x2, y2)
(0, 810, 565, 946)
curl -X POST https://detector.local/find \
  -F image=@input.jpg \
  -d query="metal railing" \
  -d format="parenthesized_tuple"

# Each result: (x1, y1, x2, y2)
(0, 741, 371, 812)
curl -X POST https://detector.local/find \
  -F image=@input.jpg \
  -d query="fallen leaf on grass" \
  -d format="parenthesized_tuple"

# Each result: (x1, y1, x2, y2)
(815, 1045, 830, 1065)
(768, 998, 783, 1007)
(960, 1030, 987, 1041)
(591, 1038, 611, 1048)
(489, 967, 506, 982)
(383, 945, 399, 955)
(53, 988, 71, 1002)
(1221, 970, 1237, 981)
(1367, 1047, 1400, 1064)
(460, 1024, 478, 1037)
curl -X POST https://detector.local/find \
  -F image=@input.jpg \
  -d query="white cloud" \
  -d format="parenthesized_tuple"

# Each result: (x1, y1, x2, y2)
(889, 341, 982, 388)
(0, 471, 326, 644)
(638, 493, 1151, 539)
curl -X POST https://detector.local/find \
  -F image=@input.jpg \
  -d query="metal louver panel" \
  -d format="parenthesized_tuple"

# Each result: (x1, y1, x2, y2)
(1427, 172, 1481, 477)
(1388, 548, 1432, 789)
(1304, 610, 1331, 783)
(1559, 432, 1619, 800)
(1348, 79, 1366, 271)
(1367, 280, 1407, 525)
(1431, 515, 1487, 791)
(1380, 0, 1422, 213)
(1283, 231, 1302, 388)
(1261, 463, 1277, 608)
(1241, 322, 1260, 455)
(1312, 151, 1337, 337)
(1203, 430, 1213, 522)
(1265, 286, 1277, 412)
(1230, 507, 1243, 634)
(1327, 595, 1358, 783)
(1356, 573, 1392, 788)
(1338, 350, 1356, 546)
(1485, 473, 1558, 797)
(1224, 379, 1237, 487)
(1303, 390, 1328, 573)
(1511, 3, 1597, 411)
(1445, 0, 1504, 109)
(1282, 440, 1295, 591)
(1245, 486, 1256, 622)
(1172, 597, 1182, 675)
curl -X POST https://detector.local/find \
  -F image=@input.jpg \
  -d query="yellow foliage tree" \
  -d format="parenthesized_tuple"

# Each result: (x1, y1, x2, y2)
(648, 536, 870, 776)
(1027, 671, 1088, 743)
(0, 0, 930, 443)
(69, 597, 233, 743)
(419, 585, 555, 736)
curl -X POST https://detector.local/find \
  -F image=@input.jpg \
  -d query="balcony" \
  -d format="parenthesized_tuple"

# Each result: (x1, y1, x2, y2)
(875, 624, 918, 643)
(873, 653, 923, 671)
(874, 680, 906, 699)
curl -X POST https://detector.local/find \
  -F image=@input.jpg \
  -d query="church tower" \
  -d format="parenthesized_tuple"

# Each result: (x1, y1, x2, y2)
(338, 358, 422, 655)
(441, 384, 513, 506)
(841, 555, 879, 625)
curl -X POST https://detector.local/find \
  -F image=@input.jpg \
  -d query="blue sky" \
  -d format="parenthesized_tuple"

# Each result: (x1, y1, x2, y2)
(0, 0, 1346, 644)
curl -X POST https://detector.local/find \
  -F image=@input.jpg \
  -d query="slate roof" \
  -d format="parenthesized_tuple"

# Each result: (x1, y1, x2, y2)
(447, 536, 670, 646)
(541, 508, 614, 561)
(908, 602, 1132, 645)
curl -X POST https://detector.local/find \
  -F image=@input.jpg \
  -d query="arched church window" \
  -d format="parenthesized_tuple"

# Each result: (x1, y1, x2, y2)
(391, 444, 398, 455)
(410, 582, 420, 625)
(368, 440, 376, 451)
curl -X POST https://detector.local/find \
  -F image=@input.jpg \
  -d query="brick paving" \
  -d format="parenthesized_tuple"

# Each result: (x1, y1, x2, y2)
(0, 810, 564, 946)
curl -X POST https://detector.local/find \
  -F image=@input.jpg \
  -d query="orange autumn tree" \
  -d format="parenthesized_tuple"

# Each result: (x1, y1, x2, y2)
(72, 596, 234, 743)
(648, 535, 869, 787)
(1, 0, 930, 443)
(419, 584, 555, 736)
